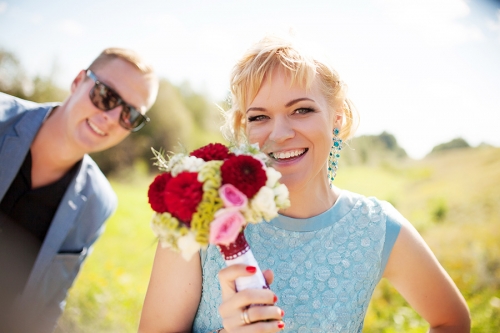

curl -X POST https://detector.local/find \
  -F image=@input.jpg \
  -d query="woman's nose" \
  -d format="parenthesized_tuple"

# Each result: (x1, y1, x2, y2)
(268, 117, 295, 143)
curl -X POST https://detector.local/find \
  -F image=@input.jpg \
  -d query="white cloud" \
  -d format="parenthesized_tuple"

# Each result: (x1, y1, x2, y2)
(487, 19, 500, 32)
(30, 13, 43, 24)
(380, 0, 484, 47)
(486, 9, 500, 42)
(58, 19, 84, 36)
(0, 2, 7, 14)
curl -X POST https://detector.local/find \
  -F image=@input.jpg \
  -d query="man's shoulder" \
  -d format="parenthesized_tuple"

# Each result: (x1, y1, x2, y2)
(0, 93, 40, 118)
(0, 93, 57, 124)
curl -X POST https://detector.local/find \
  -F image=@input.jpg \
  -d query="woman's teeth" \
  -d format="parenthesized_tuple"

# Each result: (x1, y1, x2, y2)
(270, 149, 307, 160)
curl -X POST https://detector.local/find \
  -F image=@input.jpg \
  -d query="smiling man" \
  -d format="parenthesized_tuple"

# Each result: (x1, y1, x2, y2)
(0, 48, 158, 332)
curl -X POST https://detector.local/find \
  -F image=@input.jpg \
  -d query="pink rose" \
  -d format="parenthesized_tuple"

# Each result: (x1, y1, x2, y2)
(219, 183, 248, 209)
(209, 210, 245, 245)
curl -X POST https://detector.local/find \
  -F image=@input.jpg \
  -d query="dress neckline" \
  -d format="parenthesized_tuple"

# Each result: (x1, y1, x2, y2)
(270, 190, 361, 232)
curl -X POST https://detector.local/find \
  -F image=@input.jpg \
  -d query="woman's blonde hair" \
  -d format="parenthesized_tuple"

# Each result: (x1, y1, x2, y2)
(222, 35, 359, 143)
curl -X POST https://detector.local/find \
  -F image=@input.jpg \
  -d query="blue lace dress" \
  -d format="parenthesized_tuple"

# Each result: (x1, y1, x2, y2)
(193, 190, 403, 332)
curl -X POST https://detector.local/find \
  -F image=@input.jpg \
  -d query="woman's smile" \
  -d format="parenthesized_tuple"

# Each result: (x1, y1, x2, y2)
(269, 148, 308, 162)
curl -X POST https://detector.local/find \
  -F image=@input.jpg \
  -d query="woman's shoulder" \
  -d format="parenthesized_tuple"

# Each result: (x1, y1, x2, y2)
(340, 190, 404, 275)
(339, 190, 405, 230)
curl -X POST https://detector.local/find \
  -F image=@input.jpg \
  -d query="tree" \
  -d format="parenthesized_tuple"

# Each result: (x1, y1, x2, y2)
(1, 48, 225, 176)
(342, 132, 408, 165)
(430, 138, 470, 154)
(91, 79, 225, 175)
(0, 48, 68, 102)
(0, 49, 32, 99)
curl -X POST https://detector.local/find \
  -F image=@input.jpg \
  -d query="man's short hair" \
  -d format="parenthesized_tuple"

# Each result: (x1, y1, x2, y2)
(88, 47, 154, 74)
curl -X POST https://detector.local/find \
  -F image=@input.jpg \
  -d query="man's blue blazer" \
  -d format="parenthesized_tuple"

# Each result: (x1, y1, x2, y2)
(0, 92, 117, 332)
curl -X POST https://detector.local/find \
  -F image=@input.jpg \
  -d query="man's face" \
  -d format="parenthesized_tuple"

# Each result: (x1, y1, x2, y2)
(62, 58, 155, 155)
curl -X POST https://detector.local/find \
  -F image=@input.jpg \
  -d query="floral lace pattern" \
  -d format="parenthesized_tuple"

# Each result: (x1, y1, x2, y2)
(193, 194, 387, 333)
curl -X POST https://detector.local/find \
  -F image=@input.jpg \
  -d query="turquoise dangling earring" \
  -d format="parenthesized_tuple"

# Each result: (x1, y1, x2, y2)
(328, 127, 342, 187)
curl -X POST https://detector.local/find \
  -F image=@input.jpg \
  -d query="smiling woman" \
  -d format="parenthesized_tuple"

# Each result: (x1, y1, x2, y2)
(244, 68, 341, 201)
(139, 35, 471, 333)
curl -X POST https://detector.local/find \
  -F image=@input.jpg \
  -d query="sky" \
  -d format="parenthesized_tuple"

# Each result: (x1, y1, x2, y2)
(0, 0, 499, 159)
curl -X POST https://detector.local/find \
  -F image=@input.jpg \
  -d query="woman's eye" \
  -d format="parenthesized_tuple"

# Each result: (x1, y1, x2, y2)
(248, 115, 268, 122)
(294, 107, 314, 115)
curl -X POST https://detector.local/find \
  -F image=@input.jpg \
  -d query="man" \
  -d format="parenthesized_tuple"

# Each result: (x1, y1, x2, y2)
(0, 48, 159, 332)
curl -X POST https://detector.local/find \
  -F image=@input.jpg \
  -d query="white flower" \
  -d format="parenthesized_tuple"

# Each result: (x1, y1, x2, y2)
(177, 232, 201, 261)
(167, 153, 186, 172)
(231, 143, 268, 164)
(274, 184, 290, 209)
(170, 155, 205, 176)
(150, 213, 171, 239)
(250, 186, 278, 221)
(265, 167, 282, 188)
(242, 207, 260, 224)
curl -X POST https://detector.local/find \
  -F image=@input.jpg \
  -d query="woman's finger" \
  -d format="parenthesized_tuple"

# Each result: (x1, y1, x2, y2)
(219, 287, 276, 316)
(219, 264, 261, 300)
(245, 304, 283, 323)
(262, 269, 274, 286)
(222, 305, 284, 333)
(236, 316, 286, 333)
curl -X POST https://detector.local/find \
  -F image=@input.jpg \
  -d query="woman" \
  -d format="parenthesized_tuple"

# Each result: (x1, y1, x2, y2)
(139, 35, 470, 333)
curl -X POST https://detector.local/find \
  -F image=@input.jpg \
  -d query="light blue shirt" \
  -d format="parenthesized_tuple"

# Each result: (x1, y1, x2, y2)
(194, 190, 402, 332)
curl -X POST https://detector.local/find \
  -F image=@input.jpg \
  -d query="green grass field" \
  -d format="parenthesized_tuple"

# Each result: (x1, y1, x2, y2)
(55, 147, 500, 332)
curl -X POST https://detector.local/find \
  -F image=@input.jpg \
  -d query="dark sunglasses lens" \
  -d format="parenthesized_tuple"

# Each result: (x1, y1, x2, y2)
(120, 106, 145, 131)
(90, 83, 120, 111)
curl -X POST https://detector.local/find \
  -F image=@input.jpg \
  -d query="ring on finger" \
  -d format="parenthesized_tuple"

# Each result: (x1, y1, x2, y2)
(241, 308, 251, 325)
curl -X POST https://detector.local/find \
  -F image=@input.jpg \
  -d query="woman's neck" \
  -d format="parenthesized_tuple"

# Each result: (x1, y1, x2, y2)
(279, 180, 341, 219)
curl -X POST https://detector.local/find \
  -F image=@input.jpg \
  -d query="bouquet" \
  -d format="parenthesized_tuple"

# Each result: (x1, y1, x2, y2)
(147, 142, 290, 291)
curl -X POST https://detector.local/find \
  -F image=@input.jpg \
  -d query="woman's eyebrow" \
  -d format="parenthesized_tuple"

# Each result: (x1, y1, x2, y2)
(246, 107, 266, 113)
(246, 98, 314, 113)
(285, 98, 314, 107)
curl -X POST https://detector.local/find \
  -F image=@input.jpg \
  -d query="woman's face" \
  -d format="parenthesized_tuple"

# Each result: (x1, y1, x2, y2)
(245, 69, 341, 193)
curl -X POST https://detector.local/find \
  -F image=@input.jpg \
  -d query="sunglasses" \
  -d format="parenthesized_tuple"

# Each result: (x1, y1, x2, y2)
(86, 69, 149, 132)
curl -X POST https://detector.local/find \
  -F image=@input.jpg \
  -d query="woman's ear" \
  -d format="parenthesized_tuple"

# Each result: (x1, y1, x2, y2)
(333, 108, 343, 131)
(70, 70, 87, 93)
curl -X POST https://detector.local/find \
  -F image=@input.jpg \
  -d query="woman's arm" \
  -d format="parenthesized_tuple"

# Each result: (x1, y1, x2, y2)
(138, 243, 202, 333)
(383, 218, 471, 332)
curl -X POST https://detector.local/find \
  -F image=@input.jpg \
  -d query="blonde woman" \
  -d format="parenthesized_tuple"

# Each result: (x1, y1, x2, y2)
(139, 36, 470, 333)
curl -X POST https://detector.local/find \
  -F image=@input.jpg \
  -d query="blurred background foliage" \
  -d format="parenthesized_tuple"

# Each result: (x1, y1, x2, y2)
(0, 48, 225, 177)
(1, 48, 499, 332)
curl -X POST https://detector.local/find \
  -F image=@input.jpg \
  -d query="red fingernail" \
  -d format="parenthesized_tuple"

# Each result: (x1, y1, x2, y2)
(246, 266, 257, 273)
(273, 295, 278, 303)
(278, 321, 285, 329)
(281, 309, 285, 317)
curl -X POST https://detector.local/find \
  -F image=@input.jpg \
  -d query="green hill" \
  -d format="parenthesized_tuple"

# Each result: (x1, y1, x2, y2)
(342, 131, 408, 166)
(429, 137, 471, 155)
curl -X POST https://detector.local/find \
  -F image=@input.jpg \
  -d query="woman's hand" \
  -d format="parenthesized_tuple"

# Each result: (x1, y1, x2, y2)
(218, 265, 285, 332)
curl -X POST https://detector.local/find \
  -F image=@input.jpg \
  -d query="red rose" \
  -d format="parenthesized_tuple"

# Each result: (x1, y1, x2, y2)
(221, 155, 267, 199)
(148, 173, 172, 213)
(190, 143, 233, 162)
(164, 172, 204, 225)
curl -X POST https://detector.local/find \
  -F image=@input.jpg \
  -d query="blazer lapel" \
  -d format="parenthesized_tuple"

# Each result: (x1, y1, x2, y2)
(0, 106, 50, 200)
(20, 158, 89, 301)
